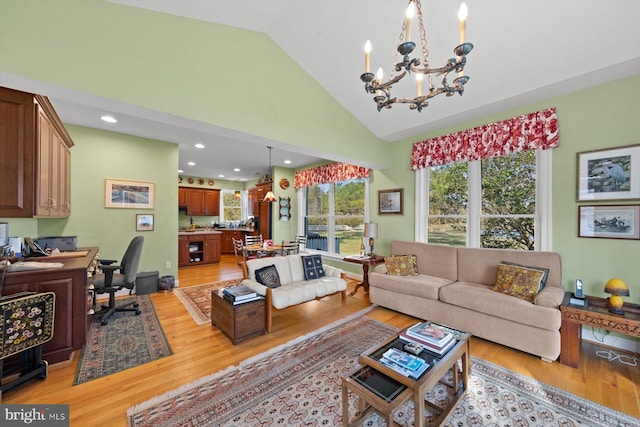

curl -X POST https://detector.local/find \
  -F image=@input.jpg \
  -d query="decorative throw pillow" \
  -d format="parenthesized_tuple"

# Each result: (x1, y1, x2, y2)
(254, 265, 281, 288)
(500, 261, 549, 290)
(301, 254, 325, 280)
(384, 255, 418, 276)
(491, 263, 545, 302)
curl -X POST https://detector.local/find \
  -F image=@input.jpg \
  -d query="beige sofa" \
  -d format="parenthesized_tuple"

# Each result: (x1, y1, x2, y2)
(369, 241, 564, 362)
(243, 254, 347, 332)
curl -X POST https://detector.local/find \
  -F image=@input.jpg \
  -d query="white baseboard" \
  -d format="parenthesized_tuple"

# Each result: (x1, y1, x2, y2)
(581, 325, 640, 353)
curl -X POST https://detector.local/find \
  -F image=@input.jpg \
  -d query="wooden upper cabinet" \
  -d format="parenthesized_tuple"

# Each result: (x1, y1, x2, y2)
(181, 187, 220, 216)
(248, 187, 257, 217)
(0, 87, 73, 218)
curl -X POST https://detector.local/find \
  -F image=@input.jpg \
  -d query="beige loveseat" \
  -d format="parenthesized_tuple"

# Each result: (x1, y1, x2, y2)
(243, 254, 347, 332)
(369, 241, 564, 362)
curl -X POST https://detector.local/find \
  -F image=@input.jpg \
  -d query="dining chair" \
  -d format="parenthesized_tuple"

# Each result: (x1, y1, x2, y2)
(280, 240, 299, 256)
(245, 234, 268, 258)
(232, 237, 251, 278)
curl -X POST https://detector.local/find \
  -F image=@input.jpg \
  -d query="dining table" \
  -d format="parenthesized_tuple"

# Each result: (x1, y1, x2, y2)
(244, 243, 285, 256)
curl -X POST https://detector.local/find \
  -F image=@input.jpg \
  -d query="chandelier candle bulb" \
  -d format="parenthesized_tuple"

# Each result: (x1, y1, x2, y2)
(364, 40, 371, 72)
(405, 2, 415, 42)
(376, 67, 383, 95)
(416, 74, 423, 96)
(458, 2, 468, 44)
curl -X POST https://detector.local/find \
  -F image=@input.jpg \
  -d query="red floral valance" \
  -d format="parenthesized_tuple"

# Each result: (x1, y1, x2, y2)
(294, 163, 369, 189)
(411, 107, 559, 170)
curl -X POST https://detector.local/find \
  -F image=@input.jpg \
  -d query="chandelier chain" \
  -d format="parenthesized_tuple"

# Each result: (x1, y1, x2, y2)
(415, 0, 434, 90)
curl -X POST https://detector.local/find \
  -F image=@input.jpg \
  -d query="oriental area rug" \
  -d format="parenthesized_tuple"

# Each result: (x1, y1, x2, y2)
(173, 279, 242, 325)
(74, 295, 173, 385)
(126, 314, 639, 427)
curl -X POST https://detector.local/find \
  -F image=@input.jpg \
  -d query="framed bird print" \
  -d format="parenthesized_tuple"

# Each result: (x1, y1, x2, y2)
(577, 144, 640, 201)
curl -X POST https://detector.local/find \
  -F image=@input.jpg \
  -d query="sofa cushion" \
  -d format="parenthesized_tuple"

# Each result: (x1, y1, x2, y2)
(439, 282, 561, 331)
(302, 255, 325, 280)
(247, 256, 294, 285)
(270, 282, 318, 309)
(369, 272, 454, 300)
(391, 241, 458, 281)
(254, 264, 281, 288)
(501, 261, 549, 290)
(491, 263, 545, 302)
(384, 255, 418, 276)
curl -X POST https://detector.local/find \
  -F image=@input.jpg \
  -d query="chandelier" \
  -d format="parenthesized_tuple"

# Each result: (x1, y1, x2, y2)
(263, 146, 277, 202)
(360, 0, 473, 112)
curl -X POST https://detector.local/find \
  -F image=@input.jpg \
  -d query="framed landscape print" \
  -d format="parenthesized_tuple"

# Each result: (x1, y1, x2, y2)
(378, 188, 403, 215)
(577, 144, 640, 201)
(578, 205, 640, 240)
(105, 179, 155, 209)
(136, 214, 154, 231)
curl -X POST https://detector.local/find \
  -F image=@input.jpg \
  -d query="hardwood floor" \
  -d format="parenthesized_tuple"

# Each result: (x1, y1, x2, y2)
(2, 255, 638, 426)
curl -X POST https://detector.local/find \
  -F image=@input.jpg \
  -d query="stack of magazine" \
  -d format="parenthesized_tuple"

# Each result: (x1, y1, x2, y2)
(399, 322, 456, 356)
(380, 347, 430, 379)
(222, 285, 261, 305)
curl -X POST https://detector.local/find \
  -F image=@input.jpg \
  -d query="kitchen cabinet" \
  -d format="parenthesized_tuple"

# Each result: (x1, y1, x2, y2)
(180, 187, 220, 216)
(251, 181, 273, 239)
(1, 248, 98, 364)
(0, 87, 74, 218)
(248, 187, 257, 217)
(178, 232, 222, 267)
(220, 229, 243, 254)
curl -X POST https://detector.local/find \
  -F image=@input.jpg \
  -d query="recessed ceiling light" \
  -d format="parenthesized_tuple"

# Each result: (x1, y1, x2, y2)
(284, 160, 292, 164)
(233, 168, 241, 172)
(187, 161, 195, 166)
(178, 169, 184, 173)
(194, 143, 205, 149)
(218, 174, 225, 178)
(101, 115, 117, 123)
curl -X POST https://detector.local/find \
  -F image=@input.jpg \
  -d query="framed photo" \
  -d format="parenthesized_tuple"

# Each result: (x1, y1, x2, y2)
(378, 188, 403, 215)
(136, 214, 154, 231)
(577, 144, 640, 201)
(578, 205, 640, 239)
(105, 179, 155, 209)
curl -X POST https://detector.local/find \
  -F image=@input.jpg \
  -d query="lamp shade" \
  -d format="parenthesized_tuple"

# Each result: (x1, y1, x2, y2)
(364, 222, 378, 238)
(263, 191, 276, 203)
(604, 277, 630, 296)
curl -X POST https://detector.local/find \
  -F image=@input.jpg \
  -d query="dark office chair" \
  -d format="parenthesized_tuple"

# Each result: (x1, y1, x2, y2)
(89, 236, 144, 325)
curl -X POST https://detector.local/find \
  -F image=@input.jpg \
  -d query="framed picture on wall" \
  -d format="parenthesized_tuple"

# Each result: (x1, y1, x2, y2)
(105, 179, 155, 209)
(577, 144, 640, 201)
(578, 205, 640, 239)
(136, 214, 154, 231)
(378, 188, 403, 215)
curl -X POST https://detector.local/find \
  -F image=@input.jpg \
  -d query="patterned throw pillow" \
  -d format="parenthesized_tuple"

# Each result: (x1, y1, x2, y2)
(255, 265, 281, 288)
(500, 261, 549, 290)
(491, 263, 545, 302)
(301, 255, 325, 280)
(384, 255, 418, 276)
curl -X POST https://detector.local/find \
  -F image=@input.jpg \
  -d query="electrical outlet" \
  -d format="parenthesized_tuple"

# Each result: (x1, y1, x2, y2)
(165, 261, 171, 269)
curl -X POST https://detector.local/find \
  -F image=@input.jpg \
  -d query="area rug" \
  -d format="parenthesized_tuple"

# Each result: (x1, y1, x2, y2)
(126, 312, 639, 427)
(173, 279, 242, 325)
(74, 295, 173, 385)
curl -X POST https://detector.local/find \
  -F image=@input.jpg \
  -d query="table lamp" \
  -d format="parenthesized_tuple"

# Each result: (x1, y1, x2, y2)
(604, 277, 630, 315)
(363, 222, 378, 256)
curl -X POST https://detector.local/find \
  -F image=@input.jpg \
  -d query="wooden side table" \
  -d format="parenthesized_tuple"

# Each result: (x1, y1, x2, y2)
(559, 292, 640, 368)
(343, 255, 386, 296)
(211, 290, 266, 344)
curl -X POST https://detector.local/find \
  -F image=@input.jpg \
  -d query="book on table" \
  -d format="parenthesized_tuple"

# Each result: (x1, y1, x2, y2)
(399, 331, 456, 356)
(222, 285, 257, 301)
(406, 322, 455, 346)
(222, 293, 262, 305)
(380, 348, 430, 379)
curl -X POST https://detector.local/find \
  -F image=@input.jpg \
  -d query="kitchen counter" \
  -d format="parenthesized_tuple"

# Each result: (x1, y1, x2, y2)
(178, 229, 222, 236)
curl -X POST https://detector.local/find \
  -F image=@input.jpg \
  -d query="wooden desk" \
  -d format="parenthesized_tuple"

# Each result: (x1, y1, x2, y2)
(559, 293, 640, 368)
(1, 248, 98, 364)
(343, 255, 385, 296)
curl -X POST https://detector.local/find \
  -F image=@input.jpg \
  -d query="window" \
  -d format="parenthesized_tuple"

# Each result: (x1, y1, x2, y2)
(424, 149, 551, 250)
(221, 190, 241, 222)
(303, 178, 367, 255)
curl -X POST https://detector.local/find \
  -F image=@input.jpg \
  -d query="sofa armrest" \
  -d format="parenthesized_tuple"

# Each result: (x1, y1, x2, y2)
(241, 279, 267, 296)
(323, 264, 343, 278)
(373, 263, 387, 274)
(534, 286, 565, 308)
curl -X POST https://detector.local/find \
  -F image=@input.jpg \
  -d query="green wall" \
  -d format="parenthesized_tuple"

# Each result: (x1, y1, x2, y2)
(365, 74, 640, 305)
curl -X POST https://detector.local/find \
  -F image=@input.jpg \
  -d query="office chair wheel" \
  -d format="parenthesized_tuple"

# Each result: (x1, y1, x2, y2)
(135, 310, 141, 315)
(133, 302, 139, 308)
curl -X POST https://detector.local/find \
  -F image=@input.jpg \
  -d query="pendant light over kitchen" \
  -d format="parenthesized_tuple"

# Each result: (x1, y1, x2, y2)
(263, 146, 277, 203)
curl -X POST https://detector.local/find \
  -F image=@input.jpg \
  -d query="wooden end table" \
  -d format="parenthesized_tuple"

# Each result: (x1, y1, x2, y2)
(559, 292, 640, 368)
(342, 327, 470, 426)
(343, 255, 386, 296)
(211, 290, 266, 344)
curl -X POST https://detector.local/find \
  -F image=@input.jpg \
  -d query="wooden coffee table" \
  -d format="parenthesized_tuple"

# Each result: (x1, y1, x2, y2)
(342, 326, 470, 426)
(210, 290, 266, 344)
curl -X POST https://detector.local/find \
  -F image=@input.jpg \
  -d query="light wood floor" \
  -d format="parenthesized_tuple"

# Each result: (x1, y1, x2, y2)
(2, 255, 638, 426)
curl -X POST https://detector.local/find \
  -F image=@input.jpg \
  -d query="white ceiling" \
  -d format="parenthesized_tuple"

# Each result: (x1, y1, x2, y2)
(5, 0, 640, 180)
